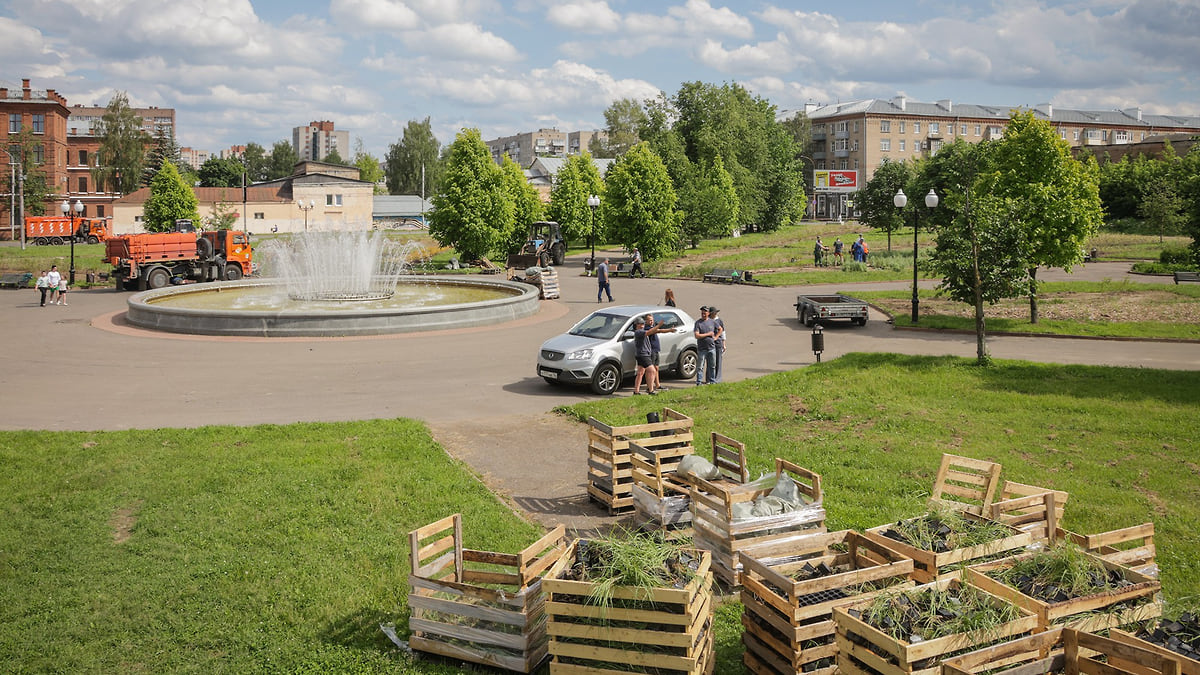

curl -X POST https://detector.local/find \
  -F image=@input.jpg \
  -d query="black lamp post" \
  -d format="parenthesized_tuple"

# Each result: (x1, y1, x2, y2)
(894, 188, 938, 323)
(61, 198, 83, 284)
(587, 194, 600, 274)
(297, 199, 315, 232)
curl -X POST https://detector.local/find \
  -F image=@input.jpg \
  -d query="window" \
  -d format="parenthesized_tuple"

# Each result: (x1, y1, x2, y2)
(899, 140, 906, 152)
(880, 120, 891, 133)
(325, 193, 342, 206)
(1074, 130, 1080, 140)
(853, 159, 859, 169)
(78, 177, 87, 192)
(816, 160, 826, 169)
(851, 140, 859, 151)
(930, 122, 939, 134)
(134, 215, 143, 223)
(32, 114, 44, 134)
(960, 124, 967, 135)
(8, 114, 19, 133)
(853, 121, 859, 132)
(78, 150, 88, 166)
(1102, 130, 1109, 141)
(96, 205, 104, 217)
(913, 121, 921, 133)
(254, 212, 265, 220)
(974, 125, 982, 136)
(840, 160, 848, 170)
(1060, 129, 1067, 139)
(32, 144, 44, 164)
(880, 139, 891, 151)
(898, 121, 905, 133)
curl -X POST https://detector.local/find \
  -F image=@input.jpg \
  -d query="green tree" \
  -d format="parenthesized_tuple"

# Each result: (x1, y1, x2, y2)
(602, 142, 681, 260)
(591, 98, 648, 158)
(242, 142, 269, 183)
(351, 140, 386, 194)
(5, 126, 50, 216)
(500, 155, 545, 254)
(142, 130, 182, 188)
(428, 128, 512, 261)
(93, 91, 149, 195)
(322, 148, 345, 165)
(198, 156, 246, 188)
(547, 153, 606, 244)
(679, 155, 738, 247)
(204, 193, 240, 230)
(386, 117, 443, 196)
(266, 140, 298, 180)
(143, 161, 200, 232)
(979, 110, 1104, 323)
(856, 158, 911, 250)
(1139, 179, 1186, 243)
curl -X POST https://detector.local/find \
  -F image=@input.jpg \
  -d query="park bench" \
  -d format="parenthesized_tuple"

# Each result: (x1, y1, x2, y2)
(702, 268, 755, 284)
(1173, 270, 1200, 284)
(0, 272, 33, 289)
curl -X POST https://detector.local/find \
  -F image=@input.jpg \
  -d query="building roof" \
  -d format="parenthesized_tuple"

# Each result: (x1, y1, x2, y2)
(372, 195, 432, 218)
(802, 97, 1200, 130)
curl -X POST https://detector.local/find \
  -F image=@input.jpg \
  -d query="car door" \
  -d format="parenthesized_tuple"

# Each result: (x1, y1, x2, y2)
(652, 311, 687, 365)
(616, 316, 639, 376)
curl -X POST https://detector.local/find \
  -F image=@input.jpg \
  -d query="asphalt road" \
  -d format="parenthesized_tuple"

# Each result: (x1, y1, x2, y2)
(1, 258, 1195, 433)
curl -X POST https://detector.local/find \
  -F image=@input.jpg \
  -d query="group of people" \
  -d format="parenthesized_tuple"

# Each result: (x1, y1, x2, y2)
(812, 235, 869, 266)
(36, 265, 69, 306)
(692, 305, 725, 386)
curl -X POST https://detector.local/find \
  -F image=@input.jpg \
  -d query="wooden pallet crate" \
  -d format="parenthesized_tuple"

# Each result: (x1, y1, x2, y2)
(928, 454, 1002, 516)
(631, 432, 749, 537)
(586, 408, 694, 514)
(543, 539, 715, 675)
(690, 458, 826, 587)
(965, 549, 1162, 632)
(862, 511, 1033, 583)
(407, 514, 568, 673)
(832, 578, 1038, 675)
(1057, 522, 1158, 578)
(1110, 626, 1199, 675)
(988, 480, 1069, 543)
(942, 626, 1183, 675)
(740, 530, 916, 675)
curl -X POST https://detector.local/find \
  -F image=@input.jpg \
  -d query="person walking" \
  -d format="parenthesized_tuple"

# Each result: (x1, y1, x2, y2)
(629, 247, 645, 278)
(46, 265, 61, 305)
(663, 288, 676, 307)
(710, 307, 726, 383)
(36, 270, 49, 307)
(833, 237, 844, 265)
(631, 315, 665, 395)
(693, 306, 717, 385)
(596, 258, 612, 302)
(56, 278, 69, 305)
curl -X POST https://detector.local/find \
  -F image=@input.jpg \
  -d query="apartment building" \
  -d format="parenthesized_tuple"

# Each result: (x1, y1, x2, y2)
(292, 120, 349, 162)
(800, 96, 1200, 219)
(180, 146, 211, 170)
(485, 128, 607, 166)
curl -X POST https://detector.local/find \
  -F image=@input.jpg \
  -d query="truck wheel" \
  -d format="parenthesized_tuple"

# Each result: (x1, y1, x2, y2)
(552, 244, 565, 266)
(86, 236, 99, 244)
(196, 237, 214, 259)
(855, 317, 867, 326)
(224, 264, 243, 281)
(590, 362, 621, 395)
(145, 267, 171, 290)
(34, 237, 47, 246)
(51, 237, 63, 246)
(675, 348, 698, 380)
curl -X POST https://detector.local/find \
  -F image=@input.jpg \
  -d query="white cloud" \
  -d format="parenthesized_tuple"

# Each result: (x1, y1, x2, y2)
(330, 0, 421, 31)
(421, 23, 522, 61)
(668, 0, 753, 39)
(695, 36, 797, 75)
(546, 1, 622, 33)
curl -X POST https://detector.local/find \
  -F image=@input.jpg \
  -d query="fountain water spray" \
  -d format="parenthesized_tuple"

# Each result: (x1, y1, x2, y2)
(259, 231, 424, 301)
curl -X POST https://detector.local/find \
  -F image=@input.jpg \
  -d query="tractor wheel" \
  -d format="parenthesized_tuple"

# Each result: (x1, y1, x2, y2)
(551, 244, 566, 266)
(590, 362, 621, 395)
(539, 251, 550, 268)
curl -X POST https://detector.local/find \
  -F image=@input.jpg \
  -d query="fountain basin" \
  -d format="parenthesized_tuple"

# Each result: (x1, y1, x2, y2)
(126, 276, 541, 337)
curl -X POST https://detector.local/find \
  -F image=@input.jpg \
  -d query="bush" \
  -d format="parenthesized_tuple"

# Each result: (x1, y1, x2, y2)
(1161, 245, 1193, 265)
(1131, 262, 1193, 274)
(842, 261, 869, 273)
(1103, 217, 1157, 235)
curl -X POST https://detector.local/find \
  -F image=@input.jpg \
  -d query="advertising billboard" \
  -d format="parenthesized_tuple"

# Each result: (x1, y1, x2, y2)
(814, 170, 858, 192)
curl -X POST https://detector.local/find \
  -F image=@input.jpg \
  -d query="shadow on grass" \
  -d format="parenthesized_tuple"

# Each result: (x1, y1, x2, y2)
(320, 607, 399, 652)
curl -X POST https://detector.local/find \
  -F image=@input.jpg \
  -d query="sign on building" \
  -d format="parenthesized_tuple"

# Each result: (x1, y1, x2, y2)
(814, 170, 858, 192)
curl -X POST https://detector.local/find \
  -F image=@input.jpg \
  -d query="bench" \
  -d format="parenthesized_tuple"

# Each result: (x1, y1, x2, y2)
(702, 268, 755, 284)
(0, 272, 33, 289)
(1173, 271, 1200, 284)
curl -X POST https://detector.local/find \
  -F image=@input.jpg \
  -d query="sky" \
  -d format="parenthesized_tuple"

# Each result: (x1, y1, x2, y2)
(2, 0, 1198, 161)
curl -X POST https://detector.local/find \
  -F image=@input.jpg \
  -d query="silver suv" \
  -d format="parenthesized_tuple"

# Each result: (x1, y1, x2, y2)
(537, 305, 699, 395)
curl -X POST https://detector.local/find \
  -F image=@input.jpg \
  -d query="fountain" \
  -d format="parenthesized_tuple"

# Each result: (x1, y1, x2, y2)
(123, 230, 540, 337)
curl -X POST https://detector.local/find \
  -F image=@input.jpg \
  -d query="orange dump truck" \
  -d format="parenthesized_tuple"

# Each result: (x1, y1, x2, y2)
(25, 216, 112, 245)
(106, 230, 253, 291)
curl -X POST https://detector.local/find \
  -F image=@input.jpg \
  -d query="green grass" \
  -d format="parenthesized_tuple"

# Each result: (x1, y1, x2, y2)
(0, 419, 540, 674)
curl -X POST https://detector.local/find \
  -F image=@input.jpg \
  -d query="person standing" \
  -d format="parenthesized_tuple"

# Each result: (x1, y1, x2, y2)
(663, 288, 676, 307)
(46, 265, 61, 305)
(36, 270, 49, 307)
(813, 237, 829, 266)
(850, 237, 863, 263)
(693, 306, 717, 385)
(56, 278, 69, 305)
(596, 258, 612, 302)
(646, 313, 664, 393)
(833, 237, 844, 265)
(861, 237, 870, 264)
(632, 315, 664, 395)
(629, 247, 645, 278)
(710, 307, 726, 383)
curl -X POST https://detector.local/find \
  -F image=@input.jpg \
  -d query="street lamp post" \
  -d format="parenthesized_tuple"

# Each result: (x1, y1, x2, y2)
(3, 148, 23, 249)
(893, 188, 938, 323)
(297, 199, 315, 232)
(587, 194, 600, 274)
(61, 199, 83, 284)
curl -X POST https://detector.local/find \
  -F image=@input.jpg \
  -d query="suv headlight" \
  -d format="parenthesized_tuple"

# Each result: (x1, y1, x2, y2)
(567, 348, 593, 360)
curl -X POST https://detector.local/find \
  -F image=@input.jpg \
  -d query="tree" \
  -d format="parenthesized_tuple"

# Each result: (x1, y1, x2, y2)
(143, 161, 200, 232)
(428, 128, 512, 261)
(1139, 179, 1186, 243)
(322, 148, 345, 165)
(386, 117, 443, 196)
(93, 91, 149, 195)
(5, 126, 50, 216)
(142, 130, 182, 188)
(591, 98, 649, 158)
(547, 153, 606, 244)
(679, 155, 738, 247)
(204, 193, 240, 230)
(602, 142, 681, 260)
(266, 140, 298, 180)
(197, 156, 246, 188)
(979, 111, 1103, 323)
(242, 142, 269, 183)
(351, 139, 386, 194)
(500, 155, 545, 254)
(856, 158, 911, 250)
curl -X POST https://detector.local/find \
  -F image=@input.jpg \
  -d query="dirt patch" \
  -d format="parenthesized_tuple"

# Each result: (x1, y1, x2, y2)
(110, 500, 143, 544)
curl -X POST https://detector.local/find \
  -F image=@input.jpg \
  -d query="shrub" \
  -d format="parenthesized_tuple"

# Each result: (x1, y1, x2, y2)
(1160, 245, 1193, 265)
(842, 261, 869, 273)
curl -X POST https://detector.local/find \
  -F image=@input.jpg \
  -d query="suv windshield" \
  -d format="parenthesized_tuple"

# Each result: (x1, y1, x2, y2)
(568, 312, 631, 339)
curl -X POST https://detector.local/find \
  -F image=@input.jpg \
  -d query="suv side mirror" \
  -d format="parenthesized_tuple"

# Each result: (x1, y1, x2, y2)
(621, 330, 635, 341)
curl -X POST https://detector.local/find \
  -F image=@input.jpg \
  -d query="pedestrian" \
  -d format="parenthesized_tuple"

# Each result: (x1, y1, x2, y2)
(46, 265, 61, 305)
(36, 270, 49, 307)
(693, 306, 717, 385)
(861, 237, 870, 264)
(646, 313, 665, 393)
(629, 247, 645, 278)
(813, 237, 829, 266)
(56, 278, 69, 305)
(632, 315, 665, 395)
(710, 307, 726, 383)
(833, 237, 844, 265)
(850, 237, 863, 263)
(596, 257, 612, 303)
(663, 288, 676, 307)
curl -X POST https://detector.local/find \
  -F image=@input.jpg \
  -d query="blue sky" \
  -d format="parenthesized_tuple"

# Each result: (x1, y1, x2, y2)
(2, 0, 1197, 160)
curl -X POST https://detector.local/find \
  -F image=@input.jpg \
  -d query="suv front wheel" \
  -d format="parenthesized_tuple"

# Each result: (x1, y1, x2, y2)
(590, 362, 622, 395)
(675, 348, 698, 380)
